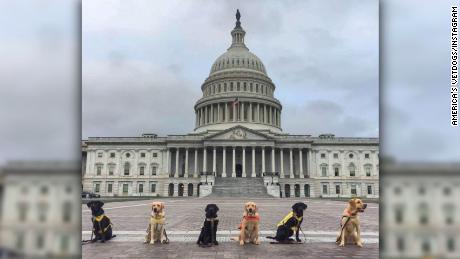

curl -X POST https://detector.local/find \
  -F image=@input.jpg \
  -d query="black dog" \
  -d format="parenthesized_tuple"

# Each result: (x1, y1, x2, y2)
(197, 204, 219, 247)
(267, 202, 308, 243)
(86, 200, 115, 243)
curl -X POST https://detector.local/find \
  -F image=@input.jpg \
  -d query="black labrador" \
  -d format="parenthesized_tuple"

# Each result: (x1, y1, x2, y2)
(86, 200, 115, 242)
(267, 202, 308, 243)
(197, 204, 219, 247)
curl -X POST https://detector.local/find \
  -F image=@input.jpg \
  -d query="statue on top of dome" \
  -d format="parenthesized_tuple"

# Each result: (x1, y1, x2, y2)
(236, 9, 241, 22)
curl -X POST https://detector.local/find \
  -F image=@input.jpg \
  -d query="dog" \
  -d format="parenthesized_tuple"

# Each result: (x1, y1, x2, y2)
(336, 198, 367, 247)
(267, 202, 307, 243)
(86, 200, 115, 242)
(233, 201, 260, 245)
(144, 202, 169, 244)
(197, 204, 219, 247)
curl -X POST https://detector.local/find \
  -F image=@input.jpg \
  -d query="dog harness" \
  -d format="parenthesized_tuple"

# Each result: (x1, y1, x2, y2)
(277, 212, 302, 232)
(93, 214, 112, 234)
(335, 210, 357, 243)
(238, 214, 260, 229)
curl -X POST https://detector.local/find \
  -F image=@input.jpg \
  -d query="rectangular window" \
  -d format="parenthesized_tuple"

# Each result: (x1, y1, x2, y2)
(152, 167, 157, 176)
(366, 167, 371, 176)
(322, 185, 328, 194)
(122, 184, 128, 193)
(152, 152, 158, 157)
(139, 166, 145, 176)
(365, 153, 370, 159)
(141, 153, 145, 158)
(351, 185, 357, 195)
(321, 153, 326, 158)
(334, 167, 339, 176)
(151, 183, 156, 193)
(94, 183, 100, 193)
(97, 152, 102, 158)
(395, 208, 403, 224)
(107, 183, 113, 193)
(108, 167, 114, 176)
(110, 152, 115, 158)
(368, 185, 373, 195)
(333, 153, 338, 158)
(335, 185, 340, 194)
(96, 165, 102, 176)
(138, 184, 143, 193)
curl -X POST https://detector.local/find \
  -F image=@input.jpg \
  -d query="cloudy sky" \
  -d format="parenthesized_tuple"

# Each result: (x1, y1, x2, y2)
(0, 0, 457, 164)
(82, 0, 379, 139)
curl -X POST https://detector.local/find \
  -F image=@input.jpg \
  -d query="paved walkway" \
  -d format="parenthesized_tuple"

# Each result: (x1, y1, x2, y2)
(82, 197, 379, 258)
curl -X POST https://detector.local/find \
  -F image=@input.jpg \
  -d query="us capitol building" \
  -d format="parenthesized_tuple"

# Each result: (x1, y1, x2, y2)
(82, 10, 379, 199)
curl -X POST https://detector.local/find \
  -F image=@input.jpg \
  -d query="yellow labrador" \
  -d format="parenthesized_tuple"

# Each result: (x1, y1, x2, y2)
(144, 202, 168, 244)
(234, 201, 260, 245)
(336, 198, 367, 247)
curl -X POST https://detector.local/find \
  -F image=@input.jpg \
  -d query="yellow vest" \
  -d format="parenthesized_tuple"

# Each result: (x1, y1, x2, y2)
(277, 212, 302, 232)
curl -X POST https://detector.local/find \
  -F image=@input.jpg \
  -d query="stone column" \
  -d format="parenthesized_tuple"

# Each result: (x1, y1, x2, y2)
(271, 147, 275, 173)
(175, 148, 179, 178)
(212, 147, 217, 175)
(280, 149, 284, 178)
(185, 148, 189, 178)
(204, 106, 208, 124)
(241, 102, 245, 121)
(222, 147, 227, 177)
(289, 148, 294, 178)
(232, 147, 236, 177)
(225, 103, 228, 122)
(217, 103, 220, 122)
(233, 103, 236, 122)
(249, 103, 253, 122)
(194, 149, 198, 178)
(261, 147, 265, 176)
(242, 147, 246, 177)
(167, 148, 171, 175)
(299, 149, 304, 178)
(203, 148, 207, 172)
(257, 103, 260, 122)
(252, 147, 256, 177)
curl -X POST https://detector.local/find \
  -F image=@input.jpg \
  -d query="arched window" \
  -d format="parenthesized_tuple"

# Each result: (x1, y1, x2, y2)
(188, 183, 194, 196)
(168, 183, 174, 196)
(419, 203, 429, 225)
(284, 184, 291, 198)
(333, 164, 341, 177)
(348, 163, 356, 176)
(178, 183, 184, 197)
(364, 164, 372, 176)
(124, 162, 130, 176)
(320, 163, 328, 177)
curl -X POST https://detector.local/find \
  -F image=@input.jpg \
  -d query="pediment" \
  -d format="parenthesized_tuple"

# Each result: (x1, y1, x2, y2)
(204, 126, 272, 141)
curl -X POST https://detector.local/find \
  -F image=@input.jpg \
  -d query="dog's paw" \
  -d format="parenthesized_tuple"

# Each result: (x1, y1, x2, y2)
(239, 240, 244, 246)
(214, 241, 219, 245)
(339, 243, 345, 247)
(149, 240, 154, 245)
(357, 242, 363, 247)
(254, 240, 260, 245)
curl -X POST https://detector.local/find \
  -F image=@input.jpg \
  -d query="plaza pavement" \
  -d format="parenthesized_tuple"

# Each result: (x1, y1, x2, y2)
(82, 197, 379, 258)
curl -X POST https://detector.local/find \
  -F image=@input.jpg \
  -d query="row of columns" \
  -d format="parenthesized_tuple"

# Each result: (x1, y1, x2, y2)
(167, 147, 310, 178)
(195, 102, 281, 128)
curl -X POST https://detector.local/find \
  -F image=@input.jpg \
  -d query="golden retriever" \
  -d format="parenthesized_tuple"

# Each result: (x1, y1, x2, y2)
(336, 198, 367, 247)
(234, 201, 260, 245)
(144, 202, 168, 244)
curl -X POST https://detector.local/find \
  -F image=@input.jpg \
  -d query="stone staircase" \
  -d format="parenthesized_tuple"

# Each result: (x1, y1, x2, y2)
(209, 177, 271, 197)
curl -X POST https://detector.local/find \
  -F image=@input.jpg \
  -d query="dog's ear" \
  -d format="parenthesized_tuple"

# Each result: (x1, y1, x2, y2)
(161, 202, 165, 210)
(86, 201, 93, 208)
(215, 204, 219, 212)
(349, 199, 356, 209)
(95, 201, 104, 208)
(205, 204, 210, 212)
(255, 203, 258, 212)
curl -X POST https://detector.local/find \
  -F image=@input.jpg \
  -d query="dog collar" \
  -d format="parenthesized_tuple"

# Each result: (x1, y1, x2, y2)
(343, 210, 358, 217)
(205, 217, 218, 222)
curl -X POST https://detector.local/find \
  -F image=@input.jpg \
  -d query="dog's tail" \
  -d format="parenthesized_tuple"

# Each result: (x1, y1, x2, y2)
(230, 236, 239, 241)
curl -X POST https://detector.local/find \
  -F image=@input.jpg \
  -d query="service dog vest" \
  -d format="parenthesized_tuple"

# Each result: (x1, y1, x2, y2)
(93, 214, 112, 233)
(277, 212, 302, 232)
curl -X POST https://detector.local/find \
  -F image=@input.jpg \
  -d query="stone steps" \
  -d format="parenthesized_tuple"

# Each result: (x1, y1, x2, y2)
(209, 177, 271, 197)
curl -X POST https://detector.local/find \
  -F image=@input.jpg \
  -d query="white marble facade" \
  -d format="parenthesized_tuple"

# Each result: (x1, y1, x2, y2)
(82, 11, 379, 198)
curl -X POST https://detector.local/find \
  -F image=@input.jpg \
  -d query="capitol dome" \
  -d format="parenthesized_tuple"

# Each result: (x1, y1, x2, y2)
(194, 10, 282, 133)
